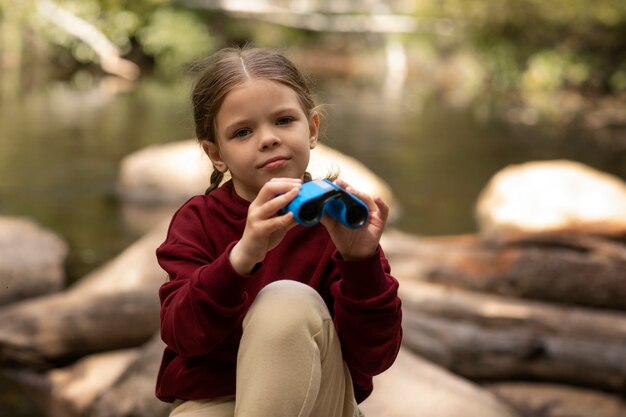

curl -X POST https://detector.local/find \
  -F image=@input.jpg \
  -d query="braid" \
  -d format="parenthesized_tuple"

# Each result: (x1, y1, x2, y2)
(205, 169, 224, 194)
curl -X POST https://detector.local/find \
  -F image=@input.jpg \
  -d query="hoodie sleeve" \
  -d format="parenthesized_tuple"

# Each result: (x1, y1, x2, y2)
(330, 247, 403, 403)
(156, 197, 255, 357)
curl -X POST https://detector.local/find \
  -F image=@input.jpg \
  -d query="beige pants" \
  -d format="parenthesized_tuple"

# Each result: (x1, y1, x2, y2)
(170, 280, 361, 417)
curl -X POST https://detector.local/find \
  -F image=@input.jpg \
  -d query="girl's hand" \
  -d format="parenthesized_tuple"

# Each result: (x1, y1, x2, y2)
(321, 179, 389, 261)
(230, 178, 301, 275)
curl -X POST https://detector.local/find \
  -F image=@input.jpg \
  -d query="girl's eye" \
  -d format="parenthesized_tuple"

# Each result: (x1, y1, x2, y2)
(233, 128, 251, 138)
(276, 117, 294, 125)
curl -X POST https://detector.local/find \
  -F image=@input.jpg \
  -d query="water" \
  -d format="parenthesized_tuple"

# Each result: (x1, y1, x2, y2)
(0, 74, 195, 280)
(0, 70, 625, 415)
(1, 73, 625, 280)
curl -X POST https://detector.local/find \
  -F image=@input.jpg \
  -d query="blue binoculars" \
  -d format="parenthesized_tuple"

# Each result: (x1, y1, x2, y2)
(282, 179, 369, 229)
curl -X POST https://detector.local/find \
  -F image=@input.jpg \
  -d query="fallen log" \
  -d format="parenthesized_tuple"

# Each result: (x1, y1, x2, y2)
(41, 333, 168, 417)
(381, 228, 626, 310)
(0, 289, 159, 368)
(47, 348, 139, 415)
(0, 216, 68, 306)
(0, 223, 167, 368)
(486, 381, 626, 417)
(400, 280, 626, 391)
(88, 334, 170, 417)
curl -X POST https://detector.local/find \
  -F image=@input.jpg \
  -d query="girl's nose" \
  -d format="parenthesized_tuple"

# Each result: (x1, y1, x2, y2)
(258, 129, 281, 150)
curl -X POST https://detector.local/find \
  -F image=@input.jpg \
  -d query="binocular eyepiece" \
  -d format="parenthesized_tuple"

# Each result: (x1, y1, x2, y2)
(282, 180, 369, 229)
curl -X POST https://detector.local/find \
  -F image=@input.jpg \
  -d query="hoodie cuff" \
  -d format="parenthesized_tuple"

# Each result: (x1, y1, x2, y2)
(195, 241, 260, 307)
(332, 247, 391, 299)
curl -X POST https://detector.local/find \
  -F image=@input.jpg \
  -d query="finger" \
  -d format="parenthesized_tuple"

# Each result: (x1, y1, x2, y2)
(335, 178, 352, 190)
(256, 186, 301, 218)
(255, 181, 301, 205)
(257, 210, 297, 234)
(373, 196, 389, 225)
(319, 213, 338, 229)
(342, 184, 377, 213)
(334, 179, 375, 206)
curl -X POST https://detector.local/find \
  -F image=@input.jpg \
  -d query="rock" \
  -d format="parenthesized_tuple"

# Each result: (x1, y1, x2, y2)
(116, 140, 211, 204)
(72, 220, 168, 293)
(116, 139, 397, 217)
(0, 216, 68, 306)
(307, 144, 397, 215)
(359, 347, 520, 417)
(475, 160, 626, 237)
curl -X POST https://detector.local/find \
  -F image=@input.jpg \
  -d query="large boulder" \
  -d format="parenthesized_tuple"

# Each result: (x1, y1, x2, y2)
(116, 139, 397, 215)
(117, 140, 211, 204)
(360, 347, 520, 417)
(475, 160, 626, 237)
(0, 216, 68, 306)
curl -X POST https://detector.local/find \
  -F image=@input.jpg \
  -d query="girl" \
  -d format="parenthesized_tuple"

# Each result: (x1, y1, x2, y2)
(156, 46, 402, 417)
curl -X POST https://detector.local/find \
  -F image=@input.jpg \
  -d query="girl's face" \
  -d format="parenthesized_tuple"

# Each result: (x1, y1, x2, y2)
(203, 79, 319, 201)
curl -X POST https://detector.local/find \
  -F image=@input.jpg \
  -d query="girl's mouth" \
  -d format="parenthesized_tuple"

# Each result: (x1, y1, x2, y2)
(259, 157, 289, 170)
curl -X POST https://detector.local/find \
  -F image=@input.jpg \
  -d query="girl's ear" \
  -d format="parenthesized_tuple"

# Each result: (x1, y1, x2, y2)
(308, 111, 320, 149)
(201, 140, 228, 173)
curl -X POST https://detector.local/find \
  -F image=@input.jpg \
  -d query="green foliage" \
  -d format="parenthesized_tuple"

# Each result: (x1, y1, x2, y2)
(413, 0, 626, 96)
(477, 39, 523, 91)
(415, 0, 626, 28)
(522, 49, 591, 92)
(611, 63, 626, 92)
(36, 0, 143, 61)
(138, 7, 214, 76)
(1, 0, 213, 75)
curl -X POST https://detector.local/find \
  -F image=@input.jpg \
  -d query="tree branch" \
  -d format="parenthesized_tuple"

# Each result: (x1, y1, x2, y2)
(36, 0, 140, 80)
(177, 0, 456, 34)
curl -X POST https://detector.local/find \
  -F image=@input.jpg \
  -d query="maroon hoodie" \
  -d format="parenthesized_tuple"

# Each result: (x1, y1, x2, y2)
(155, 180, 402, 403)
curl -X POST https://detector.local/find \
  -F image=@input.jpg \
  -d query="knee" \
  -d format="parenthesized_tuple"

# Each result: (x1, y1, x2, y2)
(243, 280, 330, 337)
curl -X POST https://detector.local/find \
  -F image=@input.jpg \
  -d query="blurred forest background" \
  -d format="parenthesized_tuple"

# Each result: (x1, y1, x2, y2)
(3, 0, 626, 117)
(1, 0, 625, 280)
(1, 1, 626, 416)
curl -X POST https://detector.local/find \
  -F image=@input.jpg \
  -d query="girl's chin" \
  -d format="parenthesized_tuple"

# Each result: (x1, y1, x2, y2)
(265, 172, 306, 181)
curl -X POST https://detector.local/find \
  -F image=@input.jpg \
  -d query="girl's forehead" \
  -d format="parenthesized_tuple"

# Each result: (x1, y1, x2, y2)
(228, 79, 293, 97)
(215, 79, 307, 131)
(220, 79, 305, 112)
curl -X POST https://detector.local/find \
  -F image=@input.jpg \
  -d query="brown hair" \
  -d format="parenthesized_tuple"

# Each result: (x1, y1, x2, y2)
(191, 46, 317, 194)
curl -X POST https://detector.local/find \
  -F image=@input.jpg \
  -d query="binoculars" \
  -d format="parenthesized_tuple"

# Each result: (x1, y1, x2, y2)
(282, 179, 369, 229)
